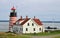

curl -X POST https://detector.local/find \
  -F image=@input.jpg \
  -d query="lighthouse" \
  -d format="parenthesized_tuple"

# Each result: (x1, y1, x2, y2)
(9, 6, 17, 32)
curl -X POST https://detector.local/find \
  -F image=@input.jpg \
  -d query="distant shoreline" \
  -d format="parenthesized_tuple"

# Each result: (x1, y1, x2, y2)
(0, 20, 60, 23)
(0, 20, 9, 22)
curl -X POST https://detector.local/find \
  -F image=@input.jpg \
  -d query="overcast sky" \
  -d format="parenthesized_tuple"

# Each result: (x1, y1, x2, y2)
(0, 0, 60, 21)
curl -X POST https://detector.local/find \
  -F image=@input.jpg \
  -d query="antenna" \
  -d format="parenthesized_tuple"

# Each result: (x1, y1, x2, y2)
(15, 5, 18, 11)
(52, 16, 55, 30)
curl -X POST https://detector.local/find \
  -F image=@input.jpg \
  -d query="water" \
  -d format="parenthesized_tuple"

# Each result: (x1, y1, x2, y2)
(0, 22, 9, 32)
(43, 23, 60, 29)
(0, 22, 60, 32)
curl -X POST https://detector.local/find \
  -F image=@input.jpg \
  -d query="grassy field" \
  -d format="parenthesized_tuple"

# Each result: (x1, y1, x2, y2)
(0, 32, 30, 38)
(54, 36, 60, 38)
(24, 30, 60, 36)
(0, 30, 60, 38)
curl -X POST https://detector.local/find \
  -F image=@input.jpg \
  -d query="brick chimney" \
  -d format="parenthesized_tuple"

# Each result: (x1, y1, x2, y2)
(20, 16, 22, 19)
(34, 16, 35, 19)
(26, 16, 28, 19)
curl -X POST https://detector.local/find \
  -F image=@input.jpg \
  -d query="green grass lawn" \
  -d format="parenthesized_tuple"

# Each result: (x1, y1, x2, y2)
(54, 36, 60, 38)
(0, 32, 30, 38)
(0, 30, 60, 38)
(24, 30, 60, 36)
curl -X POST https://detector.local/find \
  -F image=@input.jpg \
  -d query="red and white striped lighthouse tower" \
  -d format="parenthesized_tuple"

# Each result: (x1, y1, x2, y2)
(9, 6, 17, 32)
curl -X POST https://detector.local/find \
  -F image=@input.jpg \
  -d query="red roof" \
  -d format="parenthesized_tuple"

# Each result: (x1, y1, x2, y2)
(11, 6, 16, 10)
(33, 19, 43, 25)
(14, 18, 30, 25)
(17, 19, 24, 22)
(20, 18, 30, 25)
(14, 18, 43, 25)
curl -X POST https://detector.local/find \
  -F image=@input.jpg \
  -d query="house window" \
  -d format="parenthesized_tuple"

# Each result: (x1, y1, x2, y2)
(16, 22, 19, 24)
(33, 28, 35, 31)
(27, 23, 29, 26)
(13, 27, 18, 32)
(32, 23, 34, 26)
(39, 28, 41, 31)
(20, 28, 21, 31)
(26, 28, 28, 31)
(20, 28, 23, 31)
(22, 28, 23, 31)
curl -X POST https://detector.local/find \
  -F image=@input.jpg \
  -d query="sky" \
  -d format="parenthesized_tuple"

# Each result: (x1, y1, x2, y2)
(0, 0, 60, 21)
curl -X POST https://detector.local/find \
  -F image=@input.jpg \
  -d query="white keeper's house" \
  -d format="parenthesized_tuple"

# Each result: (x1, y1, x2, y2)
(13, 16, 44, 33)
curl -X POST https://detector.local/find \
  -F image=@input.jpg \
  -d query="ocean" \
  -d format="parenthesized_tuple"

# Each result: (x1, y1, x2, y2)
(0, 22, 9, 32)
(0, 21, 60, 32)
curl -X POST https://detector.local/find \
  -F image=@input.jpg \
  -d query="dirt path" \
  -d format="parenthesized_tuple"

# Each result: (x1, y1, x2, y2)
(31, 34, 60, 38)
